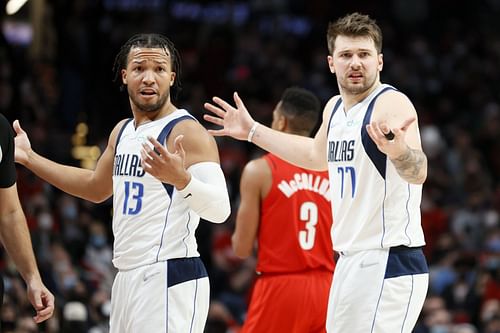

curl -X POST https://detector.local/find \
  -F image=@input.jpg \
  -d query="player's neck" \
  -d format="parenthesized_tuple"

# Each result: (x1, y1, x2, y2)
(132, 102, 177, 127)
(340, 82, 381, 111)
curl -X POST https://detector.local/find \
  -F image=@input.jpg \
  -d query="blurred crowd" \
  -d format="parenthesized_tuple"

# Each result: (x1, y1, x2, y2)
(1, 0, 500, 332)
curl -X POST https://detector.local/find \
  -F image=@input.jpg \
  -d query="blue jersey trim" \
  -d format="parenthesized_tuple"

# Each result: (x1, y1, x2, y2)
(326, 98, 343, 136)
(401, 275, 414, 332)
(182, 212, 192, 257)
(189, 279, 198, 333)
(114, 118, 134, 151)
(164, 261, 169, 333)
(381, 180, 387, 248)
(361, 87, 396, 179)
(384, 247, 429, 279)
(167, 257, 208, 287)
(404, 184, 412, 245)
(156, 199, 173, 262)
(370, 278, 385, 333)
(157, 115, 196, 197)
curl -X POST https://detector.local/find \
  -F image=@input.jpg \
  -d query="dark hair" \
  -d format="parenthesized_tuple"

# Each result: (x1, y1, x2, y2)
(326, 12, 382, 55)
(279, 87, 321, 136)
(112, 33, 182, 99)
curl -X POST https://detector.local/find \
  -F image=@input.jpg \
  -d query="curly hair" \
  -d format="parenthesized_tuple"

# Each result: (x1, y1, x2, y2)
(112, 33, 182, 99)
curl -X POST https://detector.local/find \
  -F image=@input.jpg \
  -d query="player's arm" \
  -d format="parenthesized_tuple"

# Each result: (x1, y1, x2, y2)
(367, 91, 427, 184)
(141, 120, 230, 223)
(13, 119, 127, 203)
(0, 184, 55, 322)
(232, 158, 269, 258)
(0, 184, 39, 283)
(204, 93, 336, 171)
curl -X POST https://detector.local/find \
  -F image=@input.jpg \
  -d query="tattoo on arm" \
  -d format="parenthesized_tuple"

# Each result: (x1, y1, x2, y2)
(390, 148, 427, 184)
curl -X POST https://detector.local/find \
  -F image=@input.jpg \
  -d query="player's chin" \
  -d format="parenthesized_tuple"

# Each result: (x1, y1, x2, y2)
(137, 102, 162, 113)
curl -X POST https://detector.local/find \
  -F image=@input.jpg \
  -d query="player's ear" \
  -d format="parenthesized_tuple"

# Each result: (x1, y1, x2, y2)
(121, 69, 127, 85)
(277, 114, 287, 132)
(327, 55, 335, 74)
(170, 72, 176, 87)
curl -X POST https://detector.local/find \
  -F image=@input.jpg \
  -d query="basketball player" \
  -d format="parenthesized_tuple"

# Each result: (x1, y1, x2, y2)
(204, 13, 429, 333)
(13, 34, 231, 333)
(233, 87, 334, 332)
(0, 114, 54, 323)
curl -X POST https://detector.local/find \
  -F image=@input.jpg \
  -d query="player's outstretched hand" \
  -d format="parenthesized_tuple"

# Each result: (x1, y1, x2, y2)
(12, 120, 32, 165)
(203, 92, 255, 141)
(365, 117, 415, 159)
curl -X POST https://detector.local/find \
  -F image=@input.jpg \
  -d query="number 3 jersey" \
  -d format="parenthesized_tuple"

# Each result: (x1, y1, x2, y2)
(326, 84, 425, 253)
(257, 153, 334, 274)
(112, 109, 199, 270)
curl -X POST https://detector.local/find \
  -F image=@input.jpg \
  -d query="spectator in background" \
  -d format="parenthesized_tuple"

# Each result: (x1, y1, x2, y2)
(232, 87, 334, 332)
(0, 114, 55, 325)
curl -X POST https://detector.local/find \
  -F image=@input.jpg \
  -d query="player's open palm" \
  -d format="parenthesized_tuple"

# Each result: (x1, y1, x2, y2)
(366, 117, 415, 159)
(12, 120, 32, 165)
(203, 92, 255, 141)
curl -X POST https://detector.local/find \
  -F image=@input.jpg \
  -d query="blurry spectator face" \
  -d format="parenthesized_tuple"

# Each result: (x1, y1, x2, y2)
(484, 316, 500, 333)
(451, 323, 478, 333)
(481, 299, 500, 323)
(0, 304, 16, 331)
(426, 308, 453, 333)
(122, 47, 176, 113)
(327, 35, 383, 95)
(89, 222, 108, 249)
(37, 210, 54, 230)
(423, 295, 446, 314)
(16, 315, 38, 333)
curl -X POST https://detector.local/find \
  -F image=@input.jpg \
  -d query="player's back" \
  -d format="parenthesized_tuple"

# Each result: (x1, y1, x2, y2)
(256, 153, 334, 274)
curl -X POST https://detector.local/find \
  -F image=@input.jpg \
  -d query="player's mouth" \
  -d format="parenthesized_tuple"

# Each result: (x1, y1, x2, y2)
(139, 89, 158, 98)
(348, 72, 363, 82)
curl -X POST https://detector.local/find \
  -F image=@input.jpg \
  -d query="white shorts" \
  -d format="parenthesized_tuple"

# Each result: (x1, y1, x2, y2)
(327, 246, 429, 333)
(110, 257, 210, 333)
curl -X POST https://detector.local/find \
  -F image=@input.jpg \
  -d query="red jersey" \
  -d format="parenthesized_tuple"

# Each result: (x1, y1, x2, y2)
(256, 153, 334, 274)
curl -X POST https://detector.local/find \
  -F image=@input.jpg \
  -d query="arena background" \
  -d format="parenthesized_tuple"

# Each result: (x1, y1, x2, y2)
(1, 0, 499, 332)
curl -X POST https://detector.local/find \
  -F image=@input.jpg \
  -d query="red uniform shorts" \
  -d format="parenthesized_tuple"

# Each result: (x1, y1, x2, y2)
(241, 269, 333, 333)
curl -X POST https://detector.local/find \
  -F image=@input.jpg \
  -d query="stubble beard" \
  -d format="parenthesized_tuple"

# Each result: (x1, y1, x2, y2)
(129, 90, 170, 113)
(340, 73, 378, 96)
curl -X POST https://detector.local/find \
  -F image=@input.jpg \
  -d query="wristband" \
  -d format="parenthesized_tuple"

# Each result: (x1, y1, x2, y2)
(247, 122, 259, 142)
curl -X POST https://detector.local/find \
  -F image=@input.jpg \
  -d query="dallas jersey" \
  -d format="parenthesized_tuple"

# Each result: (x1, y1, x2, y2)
(257, 153, 334, 273)
(112, 109, 200, 270)
(326, 84, 425, 252)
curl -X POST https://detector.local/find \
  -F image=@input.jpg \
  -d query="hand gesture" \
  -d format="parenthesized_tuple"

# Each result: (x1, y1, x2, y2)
(140, 135, 191, 189)
(365, 117, 415, 159)
(203, 92, 255, 141)
(12, 120, 32, 165)
(26, 279, 55, 323)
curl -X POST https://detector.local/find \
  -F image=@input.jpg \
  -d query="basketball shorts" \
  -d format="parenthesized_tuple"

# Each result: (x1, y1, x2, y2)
(110, 257, 210, 333)
(241, 269, 333, 333)
(326, 246, 428, 333)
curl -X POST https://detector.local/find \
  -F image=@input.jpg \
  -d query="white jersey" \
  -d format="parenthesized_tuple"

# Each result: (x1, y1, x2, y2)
(112, 109, 200, 270)
(326, 84, 425, 252)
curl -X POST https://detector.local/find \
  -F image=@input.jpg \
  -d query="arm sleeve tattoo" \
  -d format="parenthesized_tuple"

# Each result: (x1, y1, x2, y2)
(390, 147, 427, 184)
